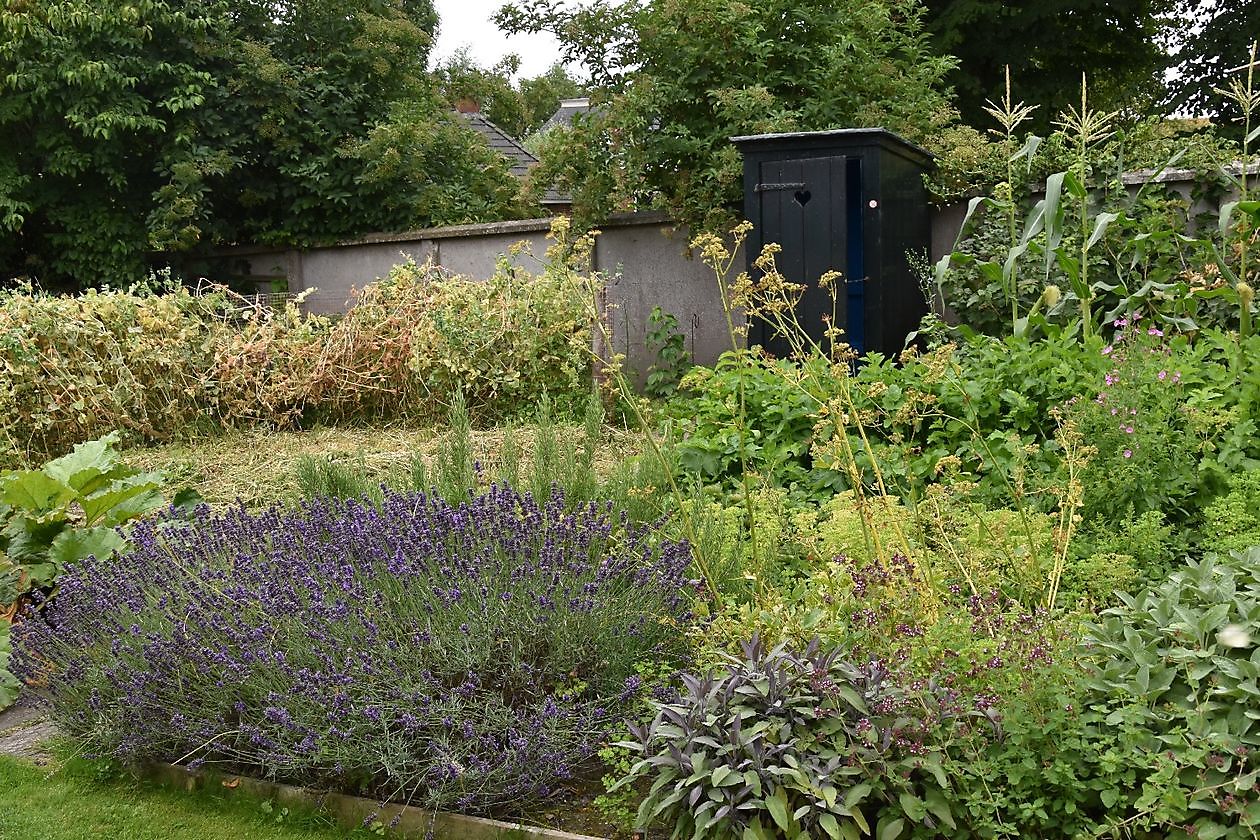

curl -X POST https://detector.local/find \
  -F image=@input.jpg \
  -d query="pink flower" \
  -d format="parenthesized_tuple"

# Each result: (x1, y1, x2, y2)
(1125, 426, 1134, 434)
(1105, 373, 1118, 386)
(1102, 345, 1114, 356)
(1110, 408, 1118, 415)
(1148, 326, 1163, 337)
(1157, 370, 1167, 381)
(1114, 318, 1128, 327)
(1123, 449, 1132, 458)
(1173, 371, 1181, 383)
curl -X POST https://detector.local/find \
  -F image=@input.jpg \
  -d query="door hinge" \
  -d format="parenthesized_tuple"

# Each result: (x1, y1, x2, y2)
(754, 182, 806, 192)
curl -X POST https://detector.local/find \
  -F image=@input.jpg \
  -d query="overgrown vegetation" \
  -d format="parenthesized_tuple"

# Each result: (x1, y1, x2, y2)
(0, 234, 595, 464)
(6, 28, 1260, 840)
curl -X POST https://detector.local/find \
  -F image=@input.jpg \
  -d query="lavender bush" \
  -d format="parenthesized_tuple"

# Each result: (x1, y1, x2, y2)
(14, 485, 693, 815)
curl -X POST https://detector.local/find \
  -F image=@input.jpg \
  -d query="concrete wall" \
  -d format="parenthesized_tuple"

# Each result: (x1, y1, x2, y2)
(214, 165, 1247, 382)
(215, 213, 744, 385)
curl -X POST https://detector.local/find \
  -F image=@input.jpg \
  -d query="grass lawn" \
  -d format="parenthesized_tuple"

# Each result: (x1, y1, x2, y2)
(0, 756, 369, 840)
(125, 422, 640, 508)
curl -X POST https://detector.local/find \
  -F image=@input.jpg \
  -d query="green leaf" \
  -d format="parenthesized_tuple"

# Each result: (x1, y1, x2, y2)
(80, 477, 163, 527)
(898, 792, 927, 822)
(0, 472, 73, 513)
(876, 816, 904, 840)
(48, 526, 125, 566)
(1192, 821, 1228, 840)
(1086, 211, 1120, 250)
(1042, 171, 1066, 273)
(818, 813, 843, 840)
(42, 432, 122, 492)
(764, 788, 791, 834)
(843, 782, 872, 810)
(923, 788, 956, 829)
(1221, 201, 1240, 239)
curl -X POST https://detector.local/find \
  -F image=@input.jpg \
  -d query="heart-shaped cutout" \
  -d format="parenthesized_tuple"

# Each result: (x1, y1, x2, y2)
(793, 189, 811, 207)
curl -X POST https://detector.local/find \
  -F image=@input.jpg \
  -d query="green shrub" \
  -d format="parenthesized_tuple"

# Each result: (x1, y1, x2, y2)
(1067, 510, 1177, 604)
(854, 333, 1106, 508)
(0, 433, 184, 615)
(799, 490, 1057, 607)
(1073, 550, 1260, 837)
(644, 306, 691, 399)
(0, 432, 189, 709)
(941, 662, 1154, 839)
(1067, 321, 1204, 523)
(669, 351, 843, 500)
(1203, 470, 1260, 556)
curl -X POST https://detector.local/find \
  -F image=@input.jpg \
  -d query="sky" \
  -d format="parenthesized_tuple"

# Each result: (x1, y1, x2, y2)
(431, 0, 570, 78)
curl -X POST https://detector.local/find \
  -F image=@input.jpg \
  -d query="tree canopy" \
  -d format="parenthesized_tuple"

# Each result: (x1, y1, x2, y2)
(0, 0, 527, 290)
(1166, 1, 1260, 130)
(434, 50, 585, 140)
(919, 0, 1176, 130)
(498, 0, 956, 232)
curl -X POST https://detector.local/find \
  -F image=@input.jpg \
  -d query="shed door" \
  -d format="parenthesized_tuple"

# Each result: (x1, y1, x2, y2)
(754, 155, 863, 355)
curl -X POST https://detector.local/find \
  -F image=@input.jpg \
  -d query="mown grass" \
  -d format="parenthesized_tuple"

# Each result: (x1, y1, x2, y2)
(125, 421, 641, 508)
(0, 755, 369, 840)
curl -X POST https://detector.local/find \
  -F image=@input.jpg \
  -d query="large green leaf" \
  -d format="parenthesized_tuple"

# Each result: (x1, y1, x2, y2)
(41, 432, 123, 493)
(0, 471, 73, 513)
(48, 526, 125, 567)
(876, 817, 904, 840)
(764, 788, 792, 834)
(4, 518, 70, 564)
(80, 475, 164, 527)
(0, 622, 21, 711)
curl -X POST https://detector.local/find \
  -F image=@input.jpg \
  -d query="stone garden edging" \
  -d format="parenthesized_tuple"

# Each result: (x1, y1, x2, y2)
(137, 761, 609, 840)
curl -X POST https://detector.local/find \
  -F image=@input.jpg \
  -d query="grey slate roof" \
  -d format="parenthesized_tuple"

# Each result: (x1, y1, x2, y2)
(458, 109, 573, 207)
(459, 112, 538, 178)
(541, 97, 592, 133)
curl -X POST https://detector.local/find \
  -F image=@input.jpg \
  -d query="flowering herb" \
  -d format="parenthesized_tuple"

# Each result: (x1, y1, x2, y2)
(614, 635, 984, 839)
(15, 485, 693, 815)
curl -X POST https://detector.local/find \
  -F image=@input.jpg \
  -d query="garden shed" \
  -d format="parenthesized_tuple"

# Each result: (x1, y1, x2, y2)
(732, 128, 932, 357)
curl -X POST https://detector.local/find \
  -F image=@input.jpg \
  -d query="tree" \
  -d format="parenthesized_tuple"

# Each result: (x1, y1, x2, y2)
(0, 1, 229, 286)
(433, 50, 585, 139)
(919, 0, 1176, 130)
(0, 0, 526, 290)
(498, 0, 956, 232)
(1166, 1, 1260, 130)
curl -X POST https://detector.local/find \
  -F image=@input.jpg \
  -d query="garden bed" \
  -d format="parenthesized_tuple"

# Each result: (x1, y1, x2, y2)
(138, 762, 609, 840)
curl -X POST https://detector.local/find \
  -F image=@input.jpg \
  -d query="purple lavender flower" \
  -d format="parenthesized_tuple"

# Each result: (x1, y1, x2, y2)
(13, 484, 693, 817)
